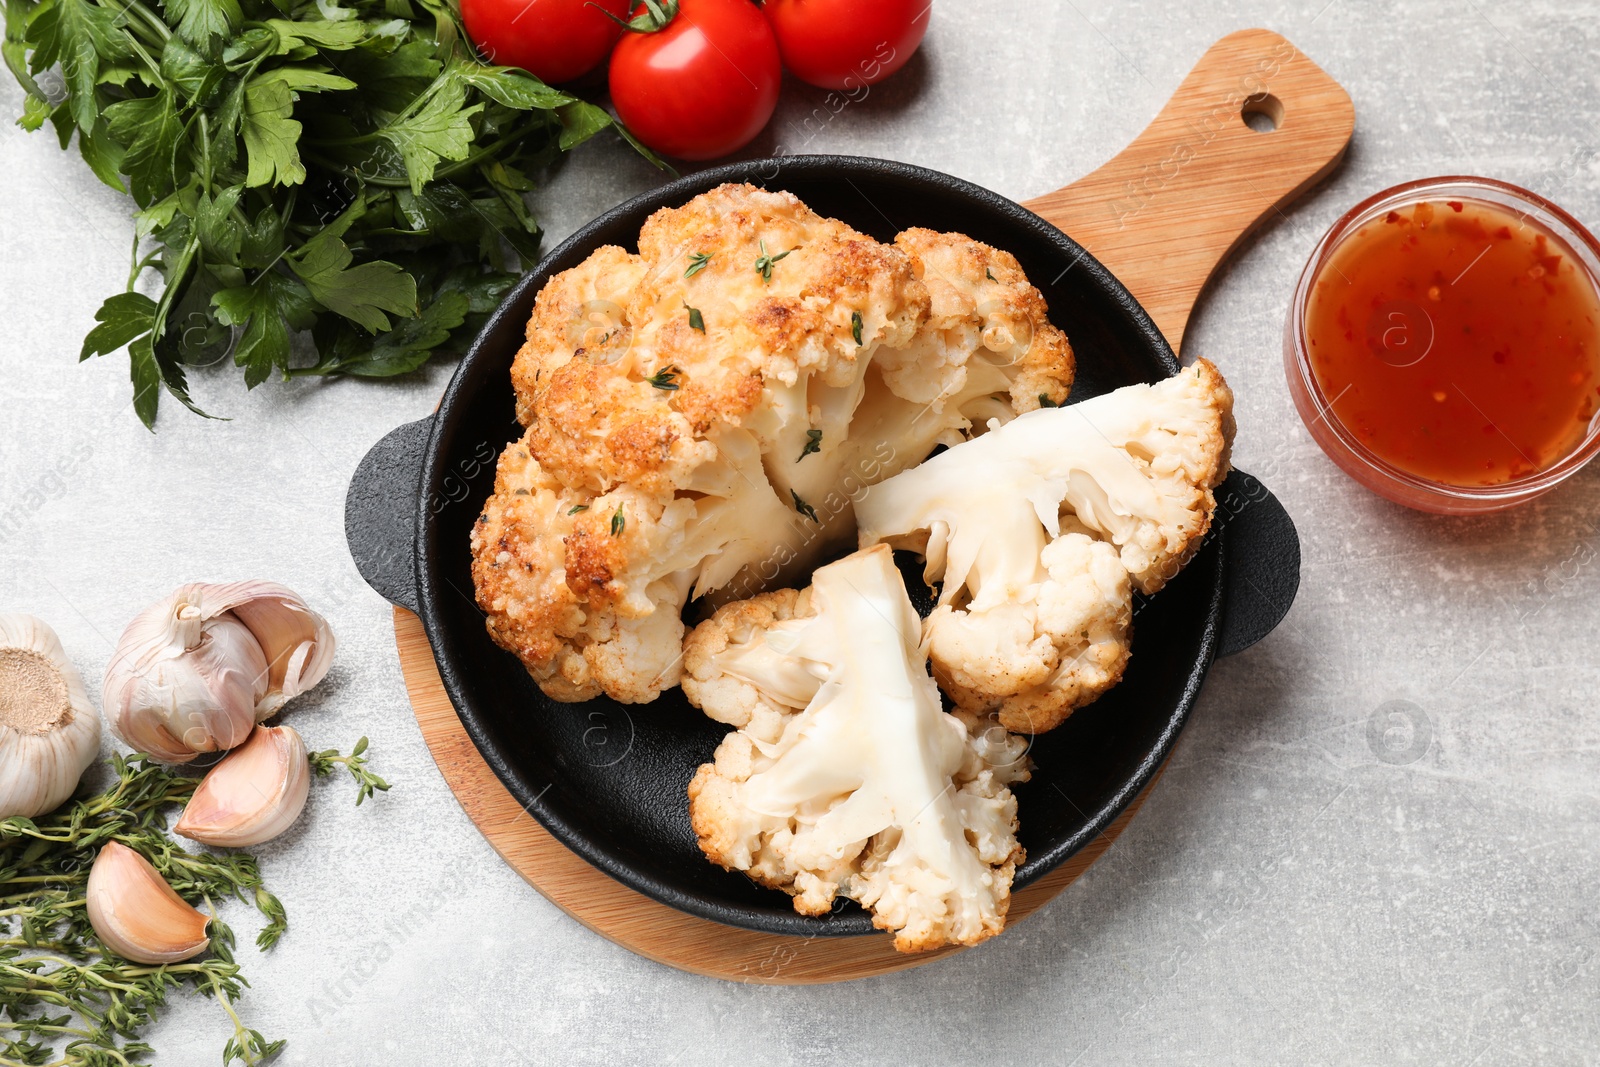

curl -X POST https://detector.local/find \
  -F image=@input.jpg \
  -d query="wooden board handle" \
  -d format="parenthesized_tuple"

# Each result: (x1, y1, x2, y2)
(1022, 28, 1355, 354)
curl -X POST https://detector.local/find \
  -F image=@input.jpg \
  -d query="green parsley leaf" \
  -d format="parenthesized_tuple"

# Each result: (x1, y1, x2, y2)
(27, 0, 131, 131)
(264, 17, 366, 52)
(797, 427, 822, 462)
(685, 251, 713, 278)
(213, 272, 317, 387)
(290, 227, 417, 333)
(128, 333, 162, 427)
(338, 287, 470, 377)
(159, 35, 222, 104)
(102, 89, 183, 204)
(241, 76, 306, 188)
(791, 489, 819, 523)
(80, 291, 156, 362)
(556, 99, 612, 151)
(381, 76, 483, 194)
(165, 0, 241, 46)
(457, 64, 572, 110)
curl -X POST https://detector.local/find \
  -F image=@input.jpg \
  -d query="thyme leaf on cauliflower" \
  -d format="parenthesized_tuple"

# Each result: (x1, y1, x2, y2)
(646, 365, 681, 391)
(685, 252, 714, 278)
(797, 428, 823, 462)
(754, 240, 793, 282)
(851, 311, 864, 346)
(790, 490, 819, 523)
(610, 504, 626, 535)
(683, 302, 705, 332)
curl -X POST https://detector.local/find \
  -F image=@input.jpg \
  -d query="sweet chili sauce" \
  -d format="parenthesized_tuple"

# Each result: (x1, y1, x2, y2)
(1304, 197, 1600, 487)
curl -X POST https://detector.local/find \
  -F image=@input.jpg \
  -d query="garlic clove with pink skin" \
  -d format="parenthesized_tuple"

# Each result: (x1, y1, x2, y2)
(103, 582, 335, 763)
(86, 841, 211, 964)
(175, 724, 310, 847)
(201, 582, 336, 716)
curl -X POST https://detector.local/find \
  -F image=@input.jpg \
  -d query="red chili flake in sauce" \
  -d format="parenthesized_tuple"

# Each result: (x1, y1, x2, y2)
(1305, 198, 1600, 487)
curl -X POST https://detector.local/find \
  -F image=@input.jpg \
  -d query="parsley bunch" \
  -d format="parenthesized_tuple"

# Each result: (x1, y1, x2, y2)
(2, 0, 658, 427)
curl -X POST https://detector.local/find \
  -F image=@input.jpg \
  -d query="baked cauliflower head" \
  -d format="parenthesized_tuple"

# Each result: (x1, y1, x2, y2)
(473, 183, 1075, 703)
(856, 360, 1236, 734)
(684, 545, 1031, 952)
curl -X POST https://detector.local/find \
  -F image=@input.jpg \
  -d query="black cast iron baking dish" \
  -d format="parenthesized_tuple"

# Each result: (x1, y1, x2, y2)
(344, 155, 1302, 937)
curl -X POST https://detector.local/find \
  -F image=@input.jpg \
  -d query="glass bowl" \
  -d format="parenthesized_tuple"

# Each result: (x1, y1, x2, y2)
(1284, 176, 1600, 514)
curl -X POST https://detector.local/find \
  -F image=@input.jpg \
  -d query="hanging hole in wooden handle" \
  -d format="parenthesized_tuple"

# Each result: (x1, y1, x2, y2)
(1242, 92, 1284, 133)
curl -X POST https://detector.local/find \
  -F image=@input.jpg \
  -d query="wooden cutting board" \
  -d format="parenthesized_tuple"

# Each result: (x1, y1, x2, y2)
(396, 28, 1354, 984)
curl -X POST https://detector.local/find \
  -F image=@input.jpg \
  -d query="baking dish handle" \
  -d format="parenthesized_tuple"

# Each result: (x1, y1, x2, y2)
(1215, 469, 1301, 657)
(344, 416, 432, 613)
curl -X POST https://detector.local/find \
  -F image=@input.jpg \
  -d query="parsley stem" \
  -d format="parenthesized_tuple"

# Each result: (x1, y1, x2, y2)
(119, 27, 165, 81)
(151, 235, 199, 339)
(197, 111, 212, 189)
(121, 0, 172, 44)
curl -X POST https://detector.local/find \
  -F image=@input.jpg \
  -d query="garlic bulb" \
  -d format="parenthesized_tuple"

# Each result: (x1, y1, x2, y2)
(86, 841, 210, 964)
(104, 582, 335, 763)
(175, 724, 309, 847)
(0, 615, 101, 818)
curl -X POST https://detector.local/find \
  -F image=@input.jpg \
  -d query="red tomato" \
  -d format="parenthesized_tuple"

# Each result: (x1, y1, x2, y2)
(461, 0, 629, 85)
(608, 0, 781, 161)
(763, 0, 930, 91)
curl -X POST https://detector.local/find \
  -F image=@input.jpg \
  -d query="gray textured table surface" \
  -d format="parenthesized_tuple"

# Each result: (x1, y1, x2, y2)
(4, 1, 1599, 1063)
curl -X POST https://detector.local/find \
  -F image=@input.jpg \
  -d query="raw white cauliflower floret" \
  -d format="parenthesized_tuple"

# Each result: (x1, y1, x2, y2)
(856, 360, 1235, 733)
(684, 545, 1031, 953)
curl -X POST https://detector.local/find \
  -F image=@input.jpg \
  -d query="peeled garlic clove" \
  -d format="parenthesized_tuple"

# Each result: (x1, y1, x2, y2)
(175, 724, 310, 847)
(104, 582, 334, 763)
(86, 841, 210, 964)
(0, 614, 101, 818)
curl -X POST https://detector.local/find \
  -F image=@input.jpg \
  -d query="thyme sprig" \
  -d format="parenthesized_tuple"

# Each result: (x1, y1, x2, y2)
(0, 740, 387, 1065)
(308, 736, 391, 807)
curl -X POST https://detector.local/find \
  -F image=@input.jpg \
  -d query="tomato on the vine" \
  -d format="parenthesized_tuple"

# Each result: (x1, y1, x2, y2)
(460, 0, 629, 85)
(762, 0, 930, 91)
(608, 0, 781, 161)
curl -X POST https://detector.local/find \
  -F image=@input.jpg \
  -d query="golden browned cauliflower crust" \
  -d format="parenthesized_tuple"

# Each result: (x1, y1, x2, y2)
(474, 183, 1079, 703)
(512, 185, 928, 494)
(510, 245, 648, 426)
(470, 439, 693, 703)
(885, 228, 1075, 416)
